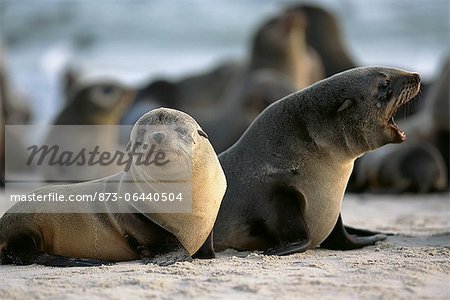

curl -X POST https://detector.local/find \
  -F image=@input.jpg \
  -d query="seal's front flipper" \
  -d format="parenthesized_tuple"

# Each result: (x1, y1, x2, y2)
(142, 245, 192, 266)
(263, 185, 311, 256)
(192, 230, 215, 259)
(320, 214, 387, 250)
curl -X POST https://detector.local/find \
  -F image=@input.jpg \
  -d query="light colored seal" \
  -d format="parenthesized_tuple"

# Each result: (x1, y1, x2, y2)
(203, 66, 420, 255)
(0, 108, 226, 266)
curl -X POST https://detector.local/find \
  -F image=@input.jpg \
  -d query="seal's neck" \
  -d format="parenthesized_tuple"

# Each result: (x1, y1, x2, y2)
(281, 86, 362, 162)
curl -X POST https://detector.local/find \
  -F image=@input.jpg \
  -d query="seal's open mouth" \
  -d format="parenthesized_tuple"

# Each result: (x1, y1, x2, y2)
(386, 77, 420, 142)
(388, 115, 406, 141)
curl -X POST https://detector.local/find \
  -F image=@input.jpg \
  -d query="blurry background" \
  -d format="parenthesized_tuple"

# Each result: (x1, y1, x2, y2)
(1, 0, 449, 124)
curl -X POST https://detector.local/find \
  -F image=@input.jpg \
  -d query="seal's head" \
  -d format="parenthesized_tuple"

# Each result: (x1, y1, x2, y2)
(129, 107, 210, 180)
(302, 67, 421, 156)
(250, 10, 306, 70)
(69, 79, 135, 123)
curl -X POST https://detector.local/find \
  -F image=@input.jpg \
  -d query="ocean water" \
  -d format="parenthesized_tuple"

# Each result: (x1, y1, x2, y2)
(0, 0, 449, 124)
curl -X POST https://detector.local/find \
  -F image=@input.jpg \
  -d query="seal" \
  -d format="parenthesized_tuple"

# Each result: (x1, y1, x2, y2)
(206, 66, 420, 255)
(349, 58, 450, 193)
(285, 4, 356, 77)
(401, 58, 449, 180)
(285, 4, 425, 120)
(45, 80, 136, 181)
(200, 69, 296, 153)
(0, 108, 226, 266)
(54, 79, 135, 125)
(350, 141, 447, 193)
(133, 9, 323, 116)
(249, 9, 324, 90)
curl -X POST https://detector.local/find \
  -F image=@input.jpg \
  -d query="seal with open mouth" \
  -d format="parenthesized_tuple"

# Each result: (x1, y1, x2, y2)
(206, 66, 420, 255)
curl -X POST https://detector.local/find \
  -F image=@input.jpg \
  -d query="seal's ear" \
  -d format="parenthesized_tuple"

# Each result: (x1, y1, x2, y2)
(337, 99, 353, 113)
(197, 129, 209, 139)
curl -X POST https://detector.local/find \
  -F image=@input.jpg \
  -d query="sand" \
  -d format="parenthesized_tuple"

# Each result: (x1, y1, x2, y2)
(0, 193, 449, 300)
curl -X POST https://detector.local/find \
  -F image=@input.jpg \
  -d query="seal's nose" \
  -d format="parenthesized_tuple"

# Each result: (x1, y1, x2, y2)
(152, 132, 165, 144)
(411, 72, 421, 84)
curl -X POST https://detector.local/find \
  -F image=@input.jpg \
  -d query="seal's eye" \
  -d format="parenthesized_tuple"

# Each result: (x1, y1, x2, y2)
(102, 85, 115, 94)
(379, 80, 389, 90)
(198, 129, 209, 139)
(175, 127, 188, 136)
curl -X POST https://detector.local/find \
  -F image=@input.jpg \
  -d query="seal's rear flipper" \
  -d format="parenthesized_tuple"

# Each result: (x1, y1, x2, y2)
(33, 252, 114, 267)
(320, 214, 387, 250)
(344, 225, 394, 236)
(263, 239, 311, 256)
(192, 230, 215, 259)
(1, 233, 113, 267)
(3, 251, 113, 267)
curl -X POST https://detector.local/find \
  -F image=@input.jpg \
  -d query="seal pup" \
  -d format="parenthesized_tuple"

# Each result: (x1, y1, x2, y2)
(206, 66, 420, 255)
(0, 108, 226, 266)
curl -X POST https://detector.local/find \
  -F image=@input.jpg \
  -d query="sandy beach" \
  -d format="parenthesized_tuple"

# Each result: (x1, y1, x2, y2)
(0, 193, 448, 300)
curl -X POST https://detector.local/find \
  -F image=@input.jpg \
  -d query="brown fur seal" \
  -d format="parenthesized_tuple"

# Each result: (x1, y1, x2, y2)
(45, 80, 136, 181)
(0, 108, 226, 266)
(286, 4, 427, 120)
(54, 79, 135, 125)
(203, 66, 420, 255)
(121, 79, 180, 126)
(401, 57, 449, 178)
(200, 69, 296, 153)
(249, 10, 324, 90)
(175, 61, 243, 109)
(286, 4, 356, 77)
(137, 9, 323, 114)
(351, 142, 447, 193)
